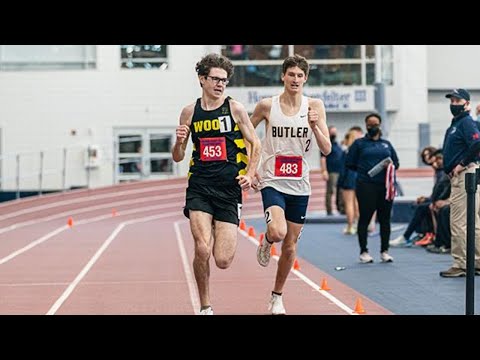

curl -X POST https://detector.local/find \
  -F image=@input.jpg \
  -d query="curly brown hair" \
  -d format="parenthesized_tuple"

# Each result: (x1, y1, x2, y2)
(195, 53, 234, 79)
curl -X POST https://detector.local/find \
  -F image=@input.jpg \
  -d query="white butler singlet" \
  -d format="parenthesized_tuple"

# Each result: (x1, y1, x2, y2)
(257, 95, 313, 196)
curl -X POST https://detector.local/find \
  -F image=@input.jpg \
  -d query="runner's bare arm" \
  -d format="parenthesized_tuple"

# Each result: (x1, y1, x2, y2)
(172, 104, 194, 163)
(308, 98, 331, 156)
(250, 98, 271, 129)
(245, 98, 271, 158)
(231, 100, 262, 190)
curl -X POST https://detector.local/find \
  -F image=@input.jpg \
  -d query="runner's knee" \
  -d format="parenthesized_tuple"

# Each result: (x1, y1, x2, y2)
(215, 256, 233, 269)
(281, 243, 296, 258)
(194, 243, 210, 261)
(268, 228, 287, 243)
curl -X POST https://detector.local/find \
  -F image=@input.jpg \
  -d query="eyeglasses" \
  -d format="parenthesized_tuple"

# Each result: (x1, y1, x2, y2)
(206, 76, 229, 86)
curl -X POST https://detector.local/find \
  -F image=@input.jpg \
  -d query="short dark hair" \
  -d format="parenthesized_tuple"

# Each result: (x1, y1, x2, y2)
(195, 53, 234, 79)
(365, 113, 382, 123)
(282, 54, 309, 77)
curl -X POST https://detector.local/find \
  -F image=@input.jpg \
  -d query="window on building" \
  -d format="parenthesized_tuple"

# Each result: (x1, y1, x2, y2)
(120, 45, 168, 69)
(0, 45, 96, 71)
(222, 45, 393, 87)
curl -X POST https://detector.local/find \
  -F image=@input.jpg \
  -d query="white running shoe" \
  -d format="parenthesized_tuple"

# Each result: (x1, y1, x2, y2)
(199, 306, 214, 315)
(257, 238, 272, 267)
(359, 252, 374, 264)
(380, 251, 394, 263)
(268, 293, 286, 315)
(389, 235, 406, 247)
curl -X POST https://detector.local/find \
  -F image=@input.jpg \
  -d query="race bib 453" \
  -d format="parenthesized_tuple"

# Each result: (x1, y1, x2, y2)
(274, 155, 302, 178)
(200, 137, 227, 162)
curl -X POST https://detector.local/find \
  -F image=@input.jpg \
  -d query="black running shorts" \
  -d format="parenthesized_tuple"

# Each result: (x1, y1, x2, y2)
(183, 181, 242, 225)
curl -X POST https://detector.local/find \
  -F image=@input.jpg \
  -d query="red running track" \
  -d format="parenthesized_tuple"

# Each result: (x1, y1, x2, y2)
(0, 169, 426, 314)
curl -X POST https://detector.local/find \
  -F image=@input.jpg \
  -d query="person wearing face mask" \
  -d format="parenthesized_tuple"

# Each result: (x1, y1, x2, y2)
(439, 88, 480, 278)
(320, 126, 345, 215)
(345, 113, 399, 264)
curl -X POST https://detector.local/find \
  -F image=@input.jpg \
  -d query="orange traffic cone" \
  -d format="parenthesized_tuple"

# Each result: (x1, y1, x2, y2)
(67, 217, 74, 228)
(239, 220, 246, 231)
(248, 226, 256, 238)
(293, 259, 300, 270)
(259, 233, 265, 245)
(270, 244, 277, 256)
(112, 208, 117, 217)
(353, 298, 366, 314)
(320, 278, 331, 291)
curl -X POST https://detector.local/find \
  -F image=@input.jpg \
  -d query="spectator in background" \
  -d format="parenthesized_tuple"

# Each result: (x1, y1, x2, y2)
(346, 113, 400, 263)
(475, 103, 480, 122)
(439, 88, 480, 278)
(230, 45, 246, 60)
(390, 149, 449, 247)
(338, 127, 363, 234)
(421, 146, 443, 184)
(421, 146, 437, 166)
(321, 126, 344, 215)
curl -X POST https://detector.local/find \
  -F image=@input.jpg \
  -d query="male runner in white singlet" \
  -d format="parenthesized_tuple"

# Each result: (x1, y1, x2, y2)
(250, 54, 331, 314)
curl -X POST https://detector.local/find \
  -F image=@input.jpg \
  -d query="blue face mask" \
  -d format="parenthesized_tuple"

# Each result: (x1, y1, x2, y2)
(450, 104, 465, 117)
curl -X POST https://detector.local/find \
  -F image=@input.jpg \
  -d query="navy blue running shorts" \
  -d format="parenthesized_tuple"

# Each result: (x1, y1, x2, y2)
(260, 186, 309, 224)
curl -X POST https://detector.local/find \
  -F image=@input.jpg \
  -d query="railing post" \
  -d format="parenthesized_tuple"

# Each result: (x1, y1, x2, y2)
(15, 154, 20, 199)
(38, 151, 44, 196)
(62, 147, 67, 192)
(113, 140, 118, 185)
(86, 145, 91, 189)
(464, 170, 478, 315)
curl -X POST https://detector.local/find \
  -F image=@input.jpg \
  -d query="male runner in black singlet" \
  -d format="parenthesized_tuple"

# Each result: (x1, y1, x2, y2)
(172, 53, 261, 315)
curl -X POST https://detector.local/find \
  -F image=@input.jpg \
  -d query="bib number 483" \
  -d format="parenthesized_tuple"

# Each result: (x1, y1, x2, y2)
(275, 155, 302, 178)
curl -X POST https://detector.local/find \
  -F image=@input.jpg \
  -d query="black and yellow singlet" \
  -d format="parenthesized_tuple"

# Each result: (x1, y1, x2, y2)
(188, 96, 248, 186)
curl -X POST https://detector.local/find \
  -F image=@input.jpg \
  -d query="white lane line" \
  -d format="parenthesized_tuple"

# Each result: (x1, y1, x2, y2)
(0, 226, 68, 265)
(0, 280, 190, 287)
(0, 183, 185, 222)
(46, 211, 181, 315)
(46, 224, 126, 315)
(0, 201, 184, 266)
(238, 229, 356, 315)
(0, 192, 184, 235)
(174, 220, 200, 315)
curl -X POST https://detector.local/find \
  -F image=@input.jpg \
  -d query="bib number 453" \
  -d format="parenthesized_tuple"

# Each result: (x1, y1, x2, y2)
(200, 137, 227, 161)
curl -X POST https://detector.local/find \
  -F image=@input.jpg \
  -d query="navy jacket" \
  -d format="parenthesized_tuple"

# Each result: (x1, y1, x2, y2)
(346, 135, 399, 184)
(443, 112, 480, 174)
(325, 141, 343, 173)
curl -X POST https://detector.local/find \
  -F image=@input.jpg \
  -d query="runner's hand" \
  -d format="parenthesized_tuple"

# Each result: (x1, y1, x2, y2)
(308, 107, 319, 129)
(251, 172, 261, 191)
(236, 174, 253, 191)
(176, 125, 190, 144)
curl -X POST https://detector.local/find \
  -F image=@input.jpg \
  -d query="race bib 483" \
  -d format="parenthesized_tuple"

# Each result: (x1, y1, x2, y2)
(274, 155, 302, 178)
(200, 137, 227, 162)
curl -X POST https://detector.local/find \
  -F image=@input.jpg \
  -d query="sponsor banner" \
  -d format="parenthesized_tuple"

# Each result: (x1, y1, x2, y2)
(228, 87, 374, 113)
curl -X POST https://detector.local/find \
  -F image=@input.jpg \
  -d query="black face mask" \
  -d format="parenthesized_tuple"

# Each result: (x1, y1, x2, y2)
(330, 135, 337, 142)
(450, 104, 465, 117)
(367, 126, 380, 137)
